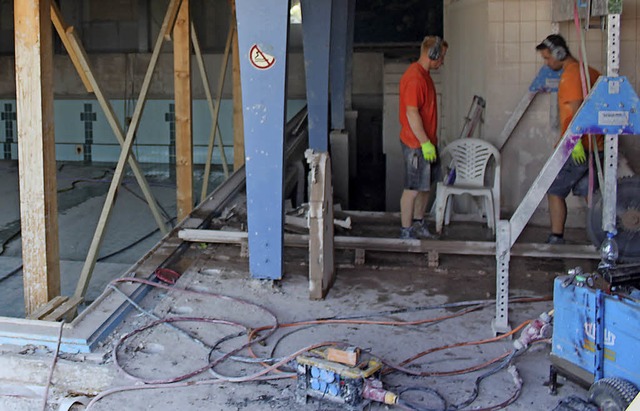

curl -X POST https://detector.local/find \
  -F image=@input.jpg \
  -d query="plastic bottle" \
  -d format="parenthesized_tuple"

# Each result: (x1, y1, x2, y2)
(598, 231, 619, 269)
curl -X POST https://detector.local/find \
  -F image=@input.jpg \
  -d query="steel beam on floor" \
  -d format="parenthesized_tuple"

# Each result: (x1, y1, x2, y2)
(235, 0, 290, 279)
(301, 0, 332, 151)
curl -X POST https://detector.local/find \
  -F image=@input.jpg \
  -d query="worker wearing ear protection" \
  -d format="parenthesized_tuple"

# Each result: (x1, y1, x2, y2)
(536, 34, 604, 245)
(398, 35, 448, 240)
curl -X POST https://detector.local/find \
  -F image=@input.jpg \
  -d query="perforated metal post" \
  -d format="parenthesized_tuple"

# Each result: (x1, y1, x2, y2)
(493, 220, 511, 334)
(602, 12, 621, 233)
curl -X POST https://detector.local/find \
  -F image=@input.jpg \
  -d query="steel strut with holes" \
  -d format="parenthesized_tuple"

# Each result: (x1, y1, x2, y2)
(492, 6, 640, 334)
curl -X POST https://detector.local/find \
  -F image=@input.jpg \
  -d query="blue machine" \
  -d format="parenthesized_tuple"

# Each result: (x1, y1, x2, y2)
(550, 273, 640, 391)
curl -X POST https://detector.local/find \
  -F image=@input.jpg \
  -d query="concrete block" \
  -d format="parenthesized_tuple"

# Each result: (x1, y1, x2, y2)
(0, 351, 115, 394)
(330, 131, 350, 209)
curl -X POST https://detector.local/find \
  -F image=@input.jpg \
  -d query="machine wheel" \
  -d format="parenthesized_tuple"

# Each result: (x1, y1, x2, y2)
(588, 378, 639, 411)
(587, 176, 640, 262)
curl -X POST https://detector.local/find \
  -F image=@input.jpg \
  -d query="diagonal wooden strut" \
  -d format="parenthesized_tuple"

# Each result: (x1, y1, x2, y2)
(74, 0, 183, 303)
(197, 20, 233, 202)
(50, 2, 92, 93)
(51, 5, 169, 238)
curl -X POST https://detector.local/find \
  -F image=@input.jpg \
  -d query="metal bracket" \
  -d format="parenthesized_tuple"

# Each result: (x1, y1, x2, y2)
(529, 65, 562, 93)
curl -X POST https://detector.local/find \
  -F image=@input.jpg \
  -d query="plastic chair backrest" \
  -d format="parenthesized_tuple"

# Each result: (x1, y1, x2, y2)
(441, 138, 500, 187)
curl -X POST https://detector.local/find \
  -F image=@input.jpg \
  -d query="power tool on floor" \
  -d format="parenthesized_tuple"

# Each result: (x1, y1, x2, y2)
(549, 262, 640, 410)
(295, 347, 398, 410)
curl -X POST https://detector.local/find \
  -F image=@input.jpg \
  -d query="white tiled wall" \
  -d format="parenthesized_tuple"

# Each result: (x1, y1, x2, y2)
(0, 99, 306, 165)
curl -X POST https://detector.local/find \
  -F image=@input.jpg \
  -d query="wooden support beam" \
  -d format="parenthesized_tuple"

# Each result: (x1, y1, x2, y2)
(14, 0, 61, 316)
(27, 296, 68, 320)
(50, 2, 92, 92)
(198, 20, 233, 202)
(231, 2, 244, 170)
(306, 151, 335, 299)
(75, 0, 183, 303)
(42, 296, 83, 322)
(178, 229, 600, 260)
(173, 0, 193, 221)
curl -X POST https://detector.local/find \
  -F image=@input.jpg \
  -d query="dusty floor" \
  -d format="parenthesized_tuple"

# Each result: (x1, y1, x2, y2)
(0, 160, 602, 410)
(68, 243, 593, 411)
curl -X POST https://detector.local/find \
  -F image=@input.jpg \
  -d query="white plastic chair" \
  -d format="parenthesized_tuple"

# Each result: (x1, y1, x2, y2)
(434, 138, 501, 235)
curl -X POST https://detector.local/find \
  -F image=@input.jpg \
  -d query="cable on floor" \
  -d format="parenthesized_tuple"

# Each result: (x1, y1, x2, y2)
(109, 277, 280, 384)
(41, 321, 64, 411)
(105, 276, 552, 411)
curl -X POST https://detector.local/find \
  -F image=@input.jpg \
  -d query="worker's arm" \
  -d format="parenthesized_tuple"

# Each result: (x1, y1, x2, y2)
(556, 100, 582, 145)
(406, 106, 429, 145)
(563, 100, 582, 132)
(560, 100, 587, 164)
(406, 106, 436, 161)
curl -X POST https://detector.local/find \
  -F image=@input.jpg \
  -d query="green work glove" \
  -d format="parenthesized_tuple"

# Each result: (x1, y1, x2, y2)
(421, 141, 437, 162)
(571, 140, 586, 165)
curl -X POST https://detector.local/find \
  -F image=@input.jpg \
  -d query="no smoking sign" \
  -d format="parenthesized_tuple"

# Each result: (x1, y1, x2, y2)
(248, 44, 276, 70)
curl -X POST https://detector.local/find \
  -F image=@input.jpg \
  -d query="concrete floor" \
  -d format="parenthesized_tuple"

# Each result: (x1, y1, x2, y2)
(0, 160, 602, 410)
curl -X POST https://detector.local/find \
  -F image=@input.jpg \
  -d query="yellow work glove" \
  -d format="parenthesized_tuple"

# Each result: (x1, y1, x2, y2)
(571, 140, 586, 165)
(421, 141, 437, 162)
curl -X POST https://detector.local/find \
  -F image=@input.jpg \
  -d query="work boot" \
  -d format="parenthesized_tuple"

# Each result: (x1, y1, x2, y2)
(546, 234, 565, 245)
(413, 220, 438, 239)
(399, 226, 416, 239)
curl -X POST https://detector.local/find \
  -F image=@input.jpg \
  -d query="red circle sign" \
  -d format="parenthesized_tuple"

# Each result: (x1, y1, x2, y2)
(249, 44, 276, 70)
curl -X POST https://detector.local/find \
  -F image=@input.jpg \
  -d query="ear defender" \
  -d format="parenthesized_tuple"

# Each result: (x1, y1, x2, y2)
(543, 38, 567, 61)
(428, 36, 443, 60)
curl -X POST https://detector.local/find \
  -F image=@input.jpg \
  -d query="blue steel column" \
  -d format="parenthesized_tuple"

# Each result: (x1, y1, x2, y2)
(329, 0, 348, 130)
(235, 0, 290, 279)
(301, 0, 332, 151)
(345, 0, 356, 110)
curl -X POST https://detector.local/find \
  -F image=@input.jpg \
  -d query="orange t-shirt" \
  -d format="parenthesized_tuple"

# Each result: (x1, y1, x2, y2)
(399, 62, 438, 149)
(558, 61, 604, 151)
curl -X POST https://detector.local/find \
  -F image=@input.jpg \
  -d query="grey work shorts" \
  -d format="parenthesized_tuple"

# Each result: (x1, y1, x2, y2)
(402, 142, 441, 192)
(547, 155, 601, 198)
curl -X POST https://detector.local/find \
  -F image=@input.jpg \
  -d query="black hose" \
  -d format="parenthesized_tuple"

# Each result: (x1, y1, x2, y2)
(397, 386, 447, 411)
(445, 350, 518, 411)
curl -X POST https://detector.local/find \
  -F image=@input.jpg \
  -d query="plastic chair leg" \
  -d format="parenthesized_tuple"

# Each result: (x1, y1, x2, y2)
(434, 185, 447, 234)
(485, 195, 495, 235)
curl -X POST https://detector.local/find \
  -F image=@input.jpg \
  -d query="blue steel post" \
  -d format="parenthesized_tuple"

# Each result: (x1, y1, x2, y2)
(329, 0, 348, 131)
(235, 0, 290, 279)
(301, 0, 332, 151)
(344, 0, 356, 110)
